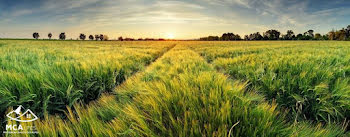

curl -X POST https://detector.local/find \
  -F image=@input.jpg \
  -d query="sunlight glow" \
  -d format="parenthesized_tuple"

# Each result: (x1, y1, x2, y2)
(166, 33, 175, 39)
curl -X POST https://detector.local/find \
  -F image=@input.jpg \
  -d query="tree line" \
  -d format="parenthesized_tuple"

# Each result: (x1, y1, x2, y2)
(200, 25, 350, 41)
(116, 37, 167, 41)
(32, 32, 109, 41)
(31, 32, 172, 41)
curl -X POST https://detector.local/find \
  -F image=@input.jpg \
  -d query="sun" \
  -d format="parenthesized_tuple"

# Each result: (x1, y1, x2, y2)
(166, 33, 175, 39)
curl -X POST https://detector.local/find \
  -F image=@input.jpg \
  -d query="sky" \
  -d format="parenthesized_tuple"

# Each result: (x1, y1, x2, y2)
(0, 0, 350, 39)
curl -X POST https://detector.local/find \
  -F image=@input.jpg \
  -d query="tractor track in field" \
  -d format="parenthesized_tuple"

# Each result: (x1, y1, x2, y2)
(110, 43, 177, 92)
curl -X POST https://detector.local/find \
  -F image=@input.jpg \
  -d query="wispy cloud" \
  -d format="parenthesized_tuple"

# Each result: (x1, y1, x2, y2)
(203, 0, 350, 33)
(1, 0, 350, 39)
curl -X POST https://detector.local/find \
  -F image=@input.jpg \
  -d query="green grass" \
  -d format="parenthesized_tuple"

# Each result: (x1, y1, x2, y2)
(32, 44, 346, 137)
(1, 40, 349, 136)
(190, 41, 350, 127)
(0, 40, 175, 120)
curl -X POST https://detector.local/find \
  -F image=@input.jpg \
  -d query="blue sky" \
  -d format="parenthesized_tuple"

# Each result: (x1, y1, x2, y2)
(1, 0, 350, 39)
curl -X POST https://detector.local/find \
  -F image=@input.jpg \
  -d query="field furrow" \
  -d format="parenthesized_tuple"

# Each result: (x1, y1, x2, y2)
(110, 43, 177, 92)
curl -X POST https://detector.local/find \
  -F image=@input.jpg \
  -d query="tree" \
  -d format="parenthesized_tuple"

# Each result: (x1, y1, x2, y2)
(79, 33, 86, 40)
(118, 36, 123, 41)
(327, 25, 350, 40)
(48, 33, 52, 40)
(89, 35, 94, 40)
(200, 36, 219, 41)
(99, 34, 104, 41)
(234, 34, 241, 40)
(244, 35, 249, 40)
(103, 35, 109, 41)
(314, 33, 322, 40)
(59, 33, 66, 40)
(284, 30, 295, 40)
(200, 33, 240, 41)
(124, 38, 135, 41)
(247, 32, 263, 40)
(33, 32, 39, 39)
(322, 34, 329, 40)
(94, 35, 100, 41)
(328, 29, 347, 40)
(145, 38, 154, 41)
(335, 29, 347, 40)
(296, 34, 303, 40)
(328, 30, 336, 40)
(208, 36, 219, 41)
(220, 33, 241, 41)
(345, 25, 350, 38)
(302, 30, 314, 40)
(309, 30, 314, 36)
(221, 33, 230, 41)
(263, 30, 280, 40)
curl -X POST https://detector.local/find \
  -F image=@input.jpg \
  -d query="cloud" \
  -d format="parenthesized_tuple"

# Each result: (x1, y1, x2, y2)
(41, 0, 100, 11)
(202, 0, 350, 34)
(60, 0, 212, 27)
(1, 0, 350, 39)
(11, 9, 33, 16)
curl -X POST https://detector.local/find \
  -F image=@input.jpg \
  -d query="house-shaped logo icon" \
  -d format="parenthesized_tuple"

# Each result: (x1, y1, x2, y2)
(6, 105, 38, 122)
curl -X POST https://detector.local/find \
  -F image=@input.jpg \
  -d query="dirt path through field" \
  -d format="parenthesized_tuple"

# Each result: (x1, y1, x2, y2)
(110, 44, 177, 92)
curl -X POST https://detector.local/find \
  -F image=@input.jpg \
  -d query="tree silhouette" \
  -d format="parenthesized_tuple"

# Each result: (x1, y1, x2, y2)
(221, 33, 238, 41)
(264, 30, 280, 40)
(198, 24, 350, 41)
(296, 34, 303, 40)
(304, 30, 314, 38)
(244, 35, 249, 40)
(326, 25, 350, 40)
(89, 35, 94, 40)
(200, 36, 219, 41)
(33, 32, 39, 39)
(314, 33, 322, 40)
(246, 32, 263, 40)
(221, 33, 229, 41)
(79, 34, 86, 40)
(103, 35, 109, 41)
(118, 36, 123, 41)
(48, 33, 52, 40)
(346, 25, 350, 38)
(94, 35, 99, 41)
(59, 33, 66, 40)
(336, 29, 347, 40)
(286, 30, 295, 40)
(308, 30, 314, 37)
(328, 30, 336, 40)
(99, 34, 104, 41)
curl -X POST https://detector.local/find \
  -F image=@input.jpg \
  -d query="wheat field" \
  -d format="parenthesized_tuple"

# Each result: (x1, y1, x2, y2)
(1, 40, 349, 136)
